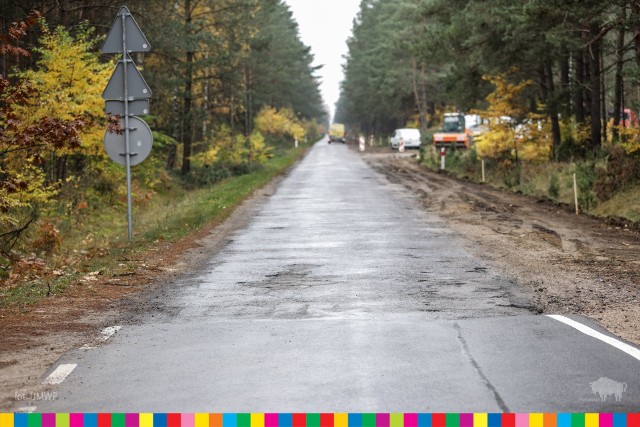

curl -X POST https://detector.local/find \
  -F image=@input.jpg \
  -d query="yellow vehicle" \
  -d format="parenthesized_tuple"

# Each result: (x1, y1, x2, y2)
(328, 123, 346, 143)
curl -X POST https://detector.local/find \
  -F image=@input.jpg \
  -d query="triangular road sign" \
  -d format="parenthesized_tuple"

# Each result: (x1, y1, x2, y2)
(102, 55, 152, 100)
(101, 6, 151, 54)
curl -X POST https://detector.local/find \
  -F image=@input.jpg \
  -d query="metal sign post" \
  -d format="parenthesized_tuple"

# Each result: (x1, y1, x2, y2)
(122, 11, 133, 241)
(101, 6, 152, 241)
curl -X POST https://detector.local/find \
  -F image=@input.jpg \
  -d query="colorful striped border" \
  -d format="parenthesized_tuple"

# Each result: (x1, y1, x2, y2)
(0, 414, 638, 427)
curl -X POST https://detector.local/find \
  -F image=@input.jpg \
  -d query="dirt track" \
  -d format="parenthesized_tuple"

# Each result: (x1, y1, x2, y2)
(365, 151, 640, 345)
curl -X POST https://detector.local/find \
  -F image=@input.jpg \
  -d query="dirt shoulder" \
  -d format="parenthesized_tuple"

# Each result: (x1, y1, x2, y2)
(0, 165, 293, 411)
(364, 151, 640, 345)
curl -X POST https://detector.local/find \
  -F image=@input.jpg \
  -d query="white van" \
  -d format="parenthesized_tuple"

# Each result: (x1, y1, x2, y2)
(389, 128, 421, 149)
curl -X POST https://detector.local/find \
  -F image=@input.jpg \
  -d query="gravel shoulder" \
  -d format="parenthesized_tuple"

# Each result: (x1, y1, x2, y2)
(364, 151, 640, 346)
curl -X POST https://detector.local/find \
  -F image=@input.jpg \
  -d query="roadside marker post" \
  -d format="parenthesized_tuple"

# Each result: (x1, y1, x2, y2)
(481, 159, 485, 182)
(399, 137, 405, 153)
(440, 147, 446, 171)
(295, 137, 298, 149)
(359, 136, 365, 152)
(101, 6, 153, 241)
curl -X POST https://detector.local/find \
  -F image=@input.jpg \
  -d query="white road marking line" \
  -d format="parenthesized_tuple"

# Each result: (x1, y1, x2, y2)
(80, 325, 122, 349)
(16, 407, 37, 413)
(101, 325, 122, 341)
(548, 315, 640, 362)
(80, 344, 97, 350)
(43, 363, 77, 385)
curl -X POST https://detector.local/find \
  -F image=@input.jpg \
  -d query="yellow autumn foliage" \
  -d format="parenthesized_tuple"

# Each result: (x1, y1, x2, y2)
(0, 24, 113, 228)
(15, 24, 113, 156)
(0, 165, 55, 227)
(609, 125, 640, 154)
(301, 118, 326, 141)
(255, 106, 307, 140)
(192, 126, 271, 169)
(247, 130, 272, 163)
(474, 74, 551, 162)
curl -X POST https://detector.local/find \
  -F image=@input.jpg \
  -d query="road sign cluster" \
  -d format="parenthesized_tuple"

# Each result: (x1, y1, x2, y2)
(101, 6, 153, 240)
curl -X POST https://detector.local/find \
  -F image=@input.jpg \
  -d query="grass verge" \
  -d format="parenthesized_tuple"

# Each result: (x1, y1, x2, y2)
(0, 148, 306, 308)
(419, 146, 640, 225)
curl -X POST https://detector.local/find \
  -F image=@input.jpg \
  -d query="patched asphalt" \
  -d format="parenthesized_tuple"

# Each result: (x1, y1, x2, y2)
(36, 141, 640, 412)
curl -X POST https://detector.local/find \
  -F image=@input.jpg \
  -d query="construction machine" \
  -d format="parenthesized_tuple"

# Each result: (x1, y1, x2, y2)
(433, 113, 472, 148)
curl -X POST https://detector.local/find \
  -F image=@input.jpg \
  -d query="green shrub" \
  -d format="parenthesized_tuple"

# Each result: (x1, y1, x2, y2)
(575, 161, 597, 210)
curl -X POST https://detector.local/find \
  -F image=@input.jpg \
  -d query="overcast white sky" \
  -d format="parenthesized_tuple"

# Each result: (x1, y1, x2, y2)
(284, 0, 361, 120)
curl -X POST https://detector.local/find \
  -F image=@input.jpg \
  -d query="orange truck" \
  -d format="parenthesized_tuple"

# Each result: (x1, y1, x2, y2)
(433, 113, 472, 148)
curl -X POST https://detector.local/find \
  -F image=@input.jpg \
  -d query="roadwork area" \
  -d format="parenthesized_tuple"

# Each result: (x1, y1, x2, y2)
(365, 151, 640, 346)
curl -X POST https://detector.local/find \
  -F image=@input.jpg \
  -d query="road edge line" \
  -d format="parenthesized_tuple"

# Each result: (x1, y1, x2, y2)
(101, 325, 122, 341)
(547, 315, 640, 362)
(43, 363, 77, 385)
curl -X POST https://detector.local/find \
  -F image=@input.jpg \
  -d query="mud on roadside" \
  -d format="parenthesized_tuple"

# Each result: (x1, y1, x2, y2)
(364, 151, 640, 346)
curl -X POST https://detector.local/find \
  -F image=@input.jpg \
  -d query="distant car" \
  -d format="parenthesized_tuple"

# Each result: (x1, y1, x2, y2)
(328, 134, 345, 143)
(389, 128, 421, 149)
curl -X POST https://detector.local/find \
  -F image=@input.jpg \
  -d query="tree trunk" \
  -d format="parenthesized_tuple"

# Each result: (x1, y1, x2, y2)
(544, 61, 562, 161)
(202, 81, 209, 138)
(574, 47, 586, 124)
(244, 64, 253, 135)
(58, 0, 70, 26)
(181, 0, 194, 175)
(1, 11, 6, 79)
(613, 6, 626, 142)
(167, 145, 177, 170)
(589, 23, 602, 150)
(601, 48, 607, 144)
(230, 94, 235, 134)
(632, 0, 640, 67)
(56, 155, 68, 182)
(427, 101, 436, 128)
(560, 50, 570, 118)
(420, 75, 429, 132)
(411, 57, 428, 135)
(584, 45, 592, 123)
(539, 62, 561, 160)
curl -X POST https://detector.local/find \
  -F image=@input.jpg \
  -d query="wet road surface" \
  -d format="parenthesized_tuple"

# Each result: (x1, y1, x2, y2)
(37, 140, 640, 411)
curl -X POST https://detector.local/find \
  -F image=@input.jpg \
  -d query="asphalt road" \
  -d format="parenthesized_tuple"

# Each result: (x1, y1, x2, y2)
(37, 140, 640, 412)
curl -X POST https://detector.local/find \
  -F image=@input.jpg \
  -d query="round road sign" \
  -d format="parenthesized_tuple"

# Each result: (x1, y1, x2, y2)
(104, 116, 153, 166)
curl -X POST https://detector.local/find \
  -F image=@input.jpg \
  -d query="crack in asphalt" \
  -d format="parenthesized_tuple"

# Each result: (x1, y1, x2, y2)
(454, 322, 510, 412)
